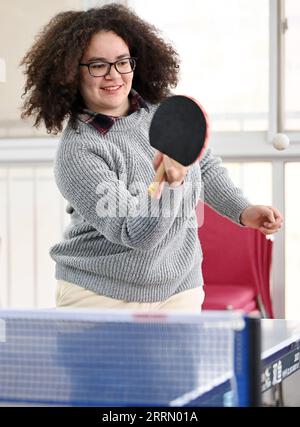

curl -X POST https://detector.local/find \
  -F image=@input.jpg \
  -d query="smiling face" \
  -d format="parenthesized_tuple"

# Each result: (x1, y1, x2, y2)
(79, 31, 134, 116)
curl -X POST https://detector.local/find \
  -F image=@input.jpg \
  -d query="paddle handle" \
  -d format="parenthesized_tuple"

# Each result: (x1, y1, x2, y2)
(148, 162, 165, 197)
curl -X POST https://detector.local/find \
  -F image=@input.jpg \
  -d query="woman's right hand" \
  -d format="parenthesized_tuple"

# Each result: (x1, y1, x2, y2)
(152, 151, 188, 197)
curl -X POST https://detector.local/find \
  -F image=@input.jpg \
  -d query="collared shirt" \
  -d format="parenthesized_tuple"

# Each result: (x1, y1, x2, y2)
(79, 89, 149, 135)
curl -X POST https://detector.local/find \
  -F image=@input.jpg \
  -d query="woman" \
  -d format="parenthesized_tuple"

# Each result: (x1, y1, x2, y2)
(21, 3, 283, 312)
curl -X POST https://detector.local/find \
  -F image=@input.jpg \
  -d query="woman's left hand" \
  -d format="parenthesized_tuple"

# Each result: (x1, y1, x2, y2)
(240, 205, 284, 235)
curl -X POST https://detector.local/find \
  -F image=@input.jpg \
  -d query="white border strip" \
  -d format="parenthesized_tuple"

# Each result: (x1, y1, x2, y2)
(262, 330, 300, 359)
(0, 308, 245, 327)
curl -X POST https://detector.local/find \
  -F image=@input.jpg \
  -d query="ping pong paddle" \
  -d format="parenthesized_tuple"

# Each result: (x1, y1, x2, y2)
(148, 95, 208, 197)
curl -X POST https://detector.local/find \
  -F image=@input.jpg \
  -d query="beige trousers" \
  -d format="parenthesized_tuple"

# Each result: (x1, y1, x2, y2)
(56, 280, 205, 313)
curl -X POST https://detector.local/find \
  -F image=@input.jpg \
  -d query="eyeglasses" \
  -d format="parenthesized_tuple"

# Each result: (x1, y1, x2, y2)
(79, 57, 137, 77)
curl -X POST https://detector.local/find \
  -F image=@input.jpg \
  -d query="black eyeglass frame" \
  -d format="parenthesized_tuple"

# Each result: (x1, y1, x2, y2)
(79, 57, 137, 77)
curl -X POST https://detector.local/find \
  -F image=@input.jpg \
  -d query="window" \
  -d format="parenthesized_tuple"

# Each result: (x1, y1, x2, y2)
(224, 162, 272, 205)
(285, 162, 300, 320)
(129, 0, 269, 132)
(284, 0, 300, 131)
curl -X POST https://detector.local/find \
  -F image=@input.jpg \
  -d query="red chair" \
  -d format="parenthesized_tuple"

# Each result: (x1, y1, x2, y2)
(198, 203, 273, 317)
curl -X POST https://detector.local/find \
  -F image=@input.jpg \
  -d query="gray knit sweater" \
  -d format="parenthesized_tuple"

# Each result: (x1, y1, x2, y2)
(50, 103, 249, 302)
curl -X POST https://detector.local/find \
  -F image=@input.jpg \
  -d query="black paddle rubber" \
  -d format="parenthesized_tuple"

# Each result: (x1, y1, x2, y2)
(149, 95, 207, 166)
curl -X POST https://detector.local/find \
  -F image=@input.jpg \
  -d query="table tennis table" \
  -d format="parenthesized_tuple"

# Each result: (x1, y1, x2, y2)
(0, 309, 299, 407)
(261, 319, 300, 406)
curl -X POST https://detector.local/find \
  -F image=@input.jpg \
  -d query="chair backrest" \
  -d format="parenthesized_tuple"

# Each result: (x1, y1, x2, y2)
(197, 203, 273, 317)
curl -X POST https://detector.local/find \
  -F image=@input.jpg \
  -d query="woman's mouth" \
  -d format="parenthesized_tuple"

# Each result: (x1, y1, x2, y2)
(101, 85, 123, 93)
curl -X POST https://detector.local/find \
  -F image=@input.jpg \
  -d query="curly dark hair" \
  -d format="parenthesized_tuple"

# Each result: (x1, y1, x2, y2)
(20, 3, 180, 134)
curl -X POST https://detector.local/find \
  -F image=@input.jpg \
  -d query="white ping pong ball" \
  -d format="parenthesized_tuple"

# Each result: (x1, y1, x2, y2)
(272, 133, 290, 151)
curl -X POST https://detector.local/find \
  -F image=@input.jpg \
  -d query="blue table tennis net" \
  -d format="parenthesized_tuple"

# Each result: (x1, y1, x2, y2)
(0, 309, 245, 407)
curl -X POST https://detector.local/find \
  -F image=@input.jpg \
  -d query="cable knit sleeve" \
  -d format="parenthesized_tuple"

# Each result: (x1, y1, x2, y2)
(199, 148, 250, 223)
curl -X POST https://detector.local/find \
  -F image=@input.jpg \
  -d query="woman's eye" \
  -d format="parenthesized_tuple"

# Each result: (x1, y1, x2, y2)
(91, 63, 106, 69)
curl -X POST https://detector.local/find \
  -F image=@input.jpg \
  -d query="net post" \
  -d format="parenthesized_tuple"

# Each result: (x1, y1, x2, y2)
(247, 315, 262, 407)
